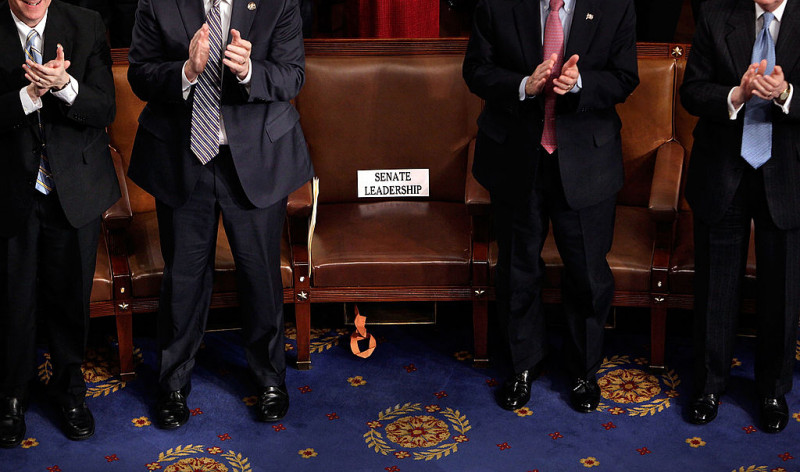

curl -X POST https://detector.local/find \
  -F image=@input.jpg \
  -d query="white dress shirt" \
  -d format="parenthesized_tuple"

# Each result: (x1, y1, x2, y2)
(519, 0, 582, 100)
(727, 0, 793, 119)
(12, 9, 79, 115)
(181, 0, 253, 145)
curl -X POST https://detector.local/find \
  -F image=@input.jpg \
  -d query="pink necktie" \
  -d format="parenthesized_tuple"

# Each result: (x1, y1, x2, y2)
(541, 0, 564, 154)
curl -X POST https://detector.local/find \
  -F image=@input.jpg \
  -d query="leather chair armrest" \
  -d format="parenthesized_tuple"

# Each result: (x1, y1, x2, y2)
(465, 139, 491, 216)
(287, 179, 315, 247)
(287, 180, 313, 218)
(648, 140, 684, 224)
(102, 145, 133, 230)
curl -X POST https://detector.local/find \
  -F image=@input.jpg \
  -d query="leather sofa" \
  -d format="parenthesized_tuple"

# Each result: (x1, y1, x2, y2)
(96, 40, 754, 377)
(291, 40, 489, 368)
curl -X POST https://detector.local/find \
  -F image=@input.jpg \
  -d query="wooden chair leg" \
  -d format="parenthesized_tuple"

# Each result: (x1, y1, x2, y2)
(295, 302, 312, 370)
(649, 305, 667, 372)
(116, 312, 136, 381)
(472, 298, 489, 367)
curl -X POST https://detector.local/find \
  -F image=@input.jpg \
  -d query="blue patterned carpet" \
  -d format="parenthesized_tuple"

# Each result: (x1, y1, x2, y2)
(3, 307, 799, 472)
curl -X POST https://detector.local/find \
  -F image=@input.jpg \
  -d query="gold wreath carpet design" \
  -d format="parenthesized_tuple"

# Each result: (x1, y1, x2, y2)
(3, 310, 799, 472)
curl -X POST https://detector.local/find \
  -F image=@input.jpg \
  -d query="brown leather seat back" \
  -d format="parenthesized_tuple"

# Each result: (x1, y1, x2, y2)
(108, 62, 154, 214)
(296, 54, 481, 204)
(616, 57, 676, 207)
(674, 57, 698, 212)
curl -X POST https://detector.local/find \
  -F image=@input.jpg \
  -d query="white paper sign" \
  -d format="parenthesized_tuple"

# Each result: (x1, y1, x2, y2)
(358, 169, 430, 198)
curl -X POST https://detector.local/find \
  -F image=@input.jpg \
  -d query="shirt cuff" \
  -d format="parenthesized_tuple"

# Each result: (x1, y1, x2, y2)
(569, 74, 582, 94)
(237, 59, 253, 85)
(774, 83, 793, 114)
(50, 74, 78, 105)
(728, 87, 744, 120)
(19, 86, 42, 115)
(182, 60, 197, 101)
(519, 76, 529, 101)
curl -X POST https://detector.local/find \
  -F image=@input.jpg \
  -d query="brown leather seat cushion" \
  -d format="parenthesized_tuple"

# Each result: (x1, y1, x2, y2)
(127, 211, 293, 298)
(490, 206, 655, 292)
(311, 201, 471, 287)
(90, 232, 113, 302)
(668, 212, 756, 296)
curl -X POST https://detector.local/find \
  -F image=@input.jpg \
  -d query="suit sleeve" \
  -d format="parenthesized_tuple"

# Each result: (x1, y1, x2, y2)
(679, 3, 737, 121)
(58, 11, 115, 129)
(462, 0, 528, 103)
(127, 0, 186, 105)
(246, 0, 306, 103)
(574, 0, 639, 110)
(0, 87, 29, 133)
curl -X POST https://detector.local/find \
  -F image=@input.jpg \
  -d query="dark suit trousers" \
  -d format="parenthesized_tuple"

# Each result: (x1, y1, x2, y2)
(1, 191, 100, 407)
(693, 166, 800, 398)
(492, 149, 616, 378)
(156, 147, 288, 392)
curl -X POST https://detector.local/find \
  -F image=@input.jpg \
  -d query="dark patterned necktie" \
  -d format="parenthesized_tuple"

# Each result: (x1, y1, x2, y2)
(26, 30, 54, 195)
(190, 0, 223, 164)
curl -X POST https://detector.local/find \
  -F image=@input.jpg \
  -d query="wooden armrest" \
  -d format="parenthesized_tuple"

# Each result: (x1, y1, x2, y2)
(102, 145, 133, 230)
(465, 139, 491, 215)
(648, 140, 684, 224)
(287, 179, 313, 218)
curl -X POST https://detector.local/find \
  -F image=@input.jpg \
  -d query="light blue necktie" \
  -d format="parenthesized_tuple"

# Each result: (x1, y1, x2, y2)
(190, 0, 223, 164)
(740, 12, 775, 169)
(26, 30, 55, 195)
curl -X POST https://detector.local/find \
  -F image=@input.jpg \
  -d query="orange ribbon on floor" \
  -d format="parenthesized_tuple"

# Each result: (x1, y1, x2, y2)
(350, 305, 376, 358)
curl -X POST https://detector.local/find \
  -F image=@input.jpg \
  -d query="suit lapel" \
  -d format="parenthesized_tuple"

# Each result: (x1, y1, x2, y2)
(775, 0, 800, 77)
(725, 0, 756, 76)
(178, 0, 206, 41)
(0, 7, 25, 68)
(513, 0, 542, 70)
(229, 0, 259, 43)
(42, 1, 69, 63)
(565, 0, 600, 59)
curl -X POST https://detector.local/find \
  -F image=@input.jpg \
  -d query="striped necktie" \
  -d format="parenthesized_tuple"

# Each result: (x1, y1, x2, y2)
(541, 0, 565, 154)
(190, 0, 223, 165)
(740, 12, 776, 169)
(26, 30, 55, 195)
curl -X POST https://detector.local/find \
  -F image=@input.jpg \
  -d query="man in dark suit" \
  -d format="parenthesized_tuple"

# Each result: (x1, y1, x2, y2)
(463, 0, 638, 412)
(0, 0, 117, 447)
(681, 0, 798, 433)
(127, 0, 313, 429)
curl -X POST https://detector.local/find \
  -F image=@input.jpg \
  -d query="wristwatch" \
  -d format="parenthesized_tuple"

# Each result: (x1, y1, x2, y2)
(777, 85, 790, 102)
(52, 77, 70, 92)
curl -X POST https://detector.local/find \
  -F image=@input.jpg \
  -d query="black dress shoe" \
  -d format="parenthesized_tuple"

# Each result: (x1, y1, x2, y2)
(61, 402, 94, 441)
(496, 370, 537, 411)
(256, 384, 289, 422)
(0, 397, 25, 449)
(687, 393, 719, 425)
(760, 395, 789, 433)
(570, 378, 601, 413)
(156, 385, 191, 430)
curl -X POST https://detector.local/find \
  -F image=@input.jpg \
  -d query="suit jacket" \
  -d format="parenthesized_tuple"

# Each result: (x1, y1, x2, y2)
(0, 0, 119, 238)
(681, 0, 800, 229)
(462, 0, 639, 209)
(127, 0, 314, 210)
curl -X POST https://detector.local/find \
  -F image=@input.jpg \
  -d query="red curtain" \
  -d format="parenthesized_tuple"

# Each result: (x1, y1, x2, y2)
(348, 0, 440, 38)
